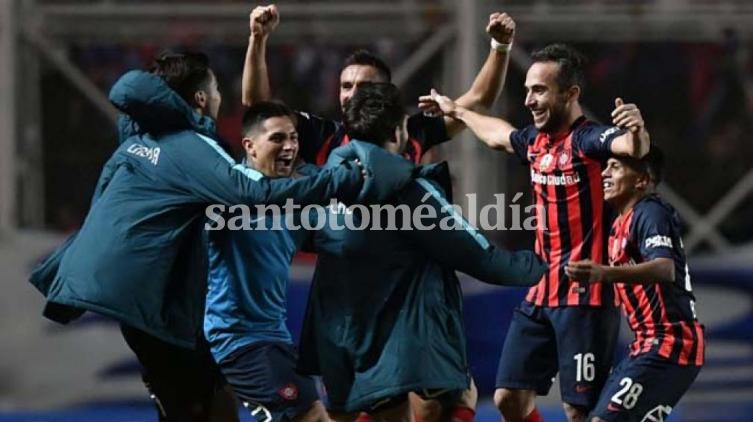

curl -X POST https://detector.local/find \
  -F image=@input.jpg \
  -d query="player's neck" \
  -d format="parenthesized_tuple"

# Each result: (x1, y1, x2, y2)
(552, 105, 584, 138)
(615, 193, 647, 216)
(564, 104, 584, 130)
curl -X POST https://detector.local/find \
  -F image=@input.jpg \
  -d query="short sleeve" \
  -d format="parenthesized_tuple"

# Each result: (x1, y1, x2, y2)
(632, 203, 678, 261)
(574, 123, 625, 160)
(406, 113, 449, 152)
(295, 111, 340, 164)
(509, 125, 538, 164)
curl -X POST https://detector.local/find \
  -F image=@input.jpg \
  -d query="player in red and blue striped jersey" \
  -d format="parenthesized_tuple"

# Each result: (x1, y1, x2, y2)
(426, 44, 650, 422)
(566, 148, 704, 422)
(242, 5, 517, 168)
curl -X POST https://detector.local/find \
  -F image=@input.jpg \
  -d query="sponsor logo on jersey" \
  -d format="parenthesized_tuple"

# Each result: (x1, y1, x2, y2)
(600, 126, 620, 143)
(530, 169, 582, 186)
(645, 235, 673, 249)
(126, 144, 160, 165)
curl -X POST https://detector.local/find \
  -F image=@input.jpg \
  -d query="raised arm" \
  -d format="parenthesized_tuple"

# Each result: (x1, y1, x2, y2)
(609, 97, 650, 158)
(241, 5, 279, 106)
(428, 90, 518, 153)
(418, 12, 515, 139)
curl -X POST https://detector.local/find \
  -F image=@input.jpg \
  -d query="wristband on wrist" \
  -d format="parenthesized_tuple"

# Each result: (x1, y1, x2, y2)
(491, 38, 512, 53)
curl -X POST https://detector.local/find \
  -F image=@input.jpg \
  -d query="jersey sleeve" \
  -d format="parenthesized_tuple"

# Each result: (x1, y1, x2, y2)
(396, 178, 547, 286)
(406, 112, 450, 152)
(295, 111, 340, 164)
(632, 203, 678, 261)
(574, 123, 625, 160)
(509, 125, 538, 164)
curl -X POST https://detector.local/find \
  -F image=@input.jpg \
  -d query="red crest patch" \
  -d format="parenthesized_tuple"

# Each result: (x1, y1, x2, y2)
(278, 383, 299, 401)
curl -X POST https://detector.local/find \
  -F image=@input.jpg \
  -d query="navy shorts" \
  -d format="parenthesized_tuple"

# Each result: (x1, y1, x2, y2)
(219, 342, 320, 422)
(589, 350, 701, 421)
(495, 301, 620, 408)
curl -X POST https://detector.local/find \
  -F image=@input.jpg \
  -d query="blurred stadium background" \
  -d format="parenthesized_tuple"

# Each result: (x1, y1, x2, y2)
(1, 0, 753, 421)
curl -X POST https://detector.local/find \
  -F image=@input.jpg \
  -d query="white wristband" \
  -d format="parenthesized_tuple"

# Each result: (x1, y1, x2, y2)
(491, 38, 512, 53)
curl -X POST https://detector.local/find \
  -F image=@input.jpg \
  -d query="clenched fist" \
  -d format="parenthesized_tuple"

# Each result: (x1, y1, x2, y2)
(486, 12, 515, 45)
(250, 4, 279, 37)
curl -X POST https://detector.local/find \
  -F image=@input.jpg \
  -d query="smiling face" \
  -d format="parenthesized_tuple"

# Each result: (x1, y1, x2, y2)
(524, 61, 574, 134)
(243, 115, 299, 178)
(601, 157, 651, 212)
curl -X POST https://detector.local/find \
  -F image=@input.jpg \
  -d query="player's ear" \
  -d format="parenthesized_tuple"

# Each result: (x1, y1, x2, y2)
(636, 172, 651, 191)
(193, 90, 207, 109)
(567, 85, 581, 101)
(242, 137, 255, 157)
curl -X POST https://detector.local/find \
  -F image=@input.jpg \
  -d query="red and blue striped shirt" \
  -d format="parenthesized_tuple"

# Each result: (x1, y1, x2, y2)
(511, 116, 621, 307)
(609, 194, 704, 365)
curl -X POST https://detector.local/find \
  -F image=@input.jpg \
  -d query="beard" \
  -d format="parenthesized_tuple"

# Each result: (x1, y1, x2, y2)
(538, 98, 568, 135)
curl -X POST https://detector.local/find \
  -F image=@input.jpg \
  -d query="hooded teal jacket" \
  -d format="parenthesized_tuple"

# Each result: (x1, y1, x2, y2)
(299, 160, 547, 412)
(30, 70, 413, 348)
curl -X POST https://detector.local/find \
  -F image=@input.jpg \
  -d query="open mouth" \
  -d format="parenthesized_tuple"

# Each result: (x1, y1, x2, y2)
(276, 157, 294, 167)
(603, 180, 614, 192)
(275, 156, 296, 175)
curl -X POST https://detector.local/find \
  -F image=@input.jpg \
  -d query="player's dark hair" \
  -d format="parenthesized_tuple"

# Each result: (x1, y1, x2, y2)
(242, 101, 297, 137)
(343, 82, 404, 146)
(643, 146, 665, 186)
(620, 146, 665, 187)
(149, 51, 212, 105)
(531, 44, 587, 95)
(342, 50, 392, 82)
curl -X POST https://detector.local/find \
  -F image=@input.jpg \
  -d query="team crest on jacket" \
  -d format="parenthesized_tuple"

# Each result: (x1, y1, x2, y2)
(278, 383, 299, 401)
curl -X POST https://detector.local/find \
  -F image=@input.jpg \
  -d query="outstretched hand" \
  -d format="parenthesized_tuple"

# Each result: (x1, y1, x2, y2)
(250, 4, 279, 37)
(564, 259, 606, 283)
(418, 89, 458, 118)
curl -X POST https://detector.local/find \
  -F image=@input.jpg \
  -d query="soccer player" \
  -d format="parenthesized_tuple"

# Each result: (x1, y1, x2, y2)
(29, 53, 417, 422)
(243, 4, 517, 165)
(298, 82, 548, 422)
(425, 44, 651, 422)
(204, 101, 329, 422)
(565, 148, 704, 422)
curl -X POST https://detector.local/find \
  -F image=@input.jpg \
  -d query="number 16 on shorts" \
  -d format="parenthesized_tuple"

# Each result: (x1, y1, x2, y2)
(574, 352, 595, 382)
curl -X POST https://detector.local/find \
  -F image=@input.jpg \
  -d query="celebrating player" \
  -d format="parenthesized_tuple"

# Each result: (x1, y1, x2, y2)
(204, 102, 331, 422)
(298, 82, 548, 422)
(30, 52, 418, 422)
(243, 4, 517, 166)
(425, 44, 650, 421)
(565, 148, 704, 422)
